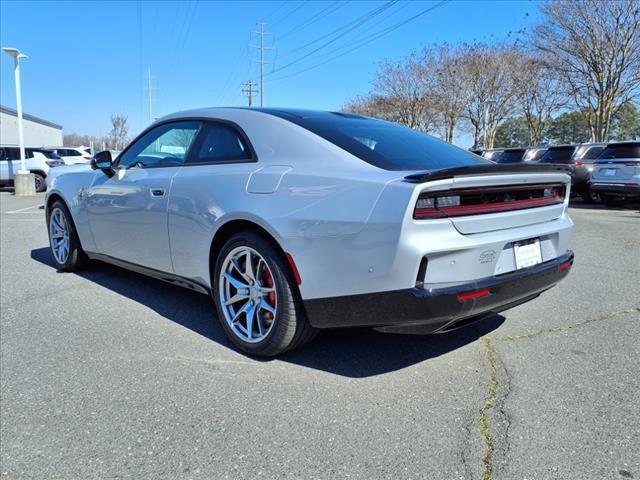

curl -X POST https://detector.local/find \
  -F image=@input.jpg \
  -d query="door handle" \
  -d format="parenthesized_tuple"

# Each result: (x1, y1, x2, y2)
(150, 188, 165, 197)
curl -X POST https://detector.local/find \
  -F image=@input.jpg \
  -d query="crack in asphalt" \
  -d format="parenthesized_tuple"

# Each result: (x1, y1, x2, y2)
(476, 307, 639, 479)
(490, 307, 640, 342)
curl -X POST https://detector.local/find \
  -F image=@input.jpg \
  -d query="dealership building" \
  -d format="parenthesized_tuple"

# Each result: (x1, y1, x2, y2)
(0, 105, 63, 146)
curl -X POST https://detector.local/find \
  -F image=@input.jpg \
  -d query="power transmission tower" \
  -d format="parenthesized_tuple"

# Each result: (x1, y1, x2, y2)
(241, 80, 258, 107)
(250, 22, 274, 107)
(144, 65, 156, 124)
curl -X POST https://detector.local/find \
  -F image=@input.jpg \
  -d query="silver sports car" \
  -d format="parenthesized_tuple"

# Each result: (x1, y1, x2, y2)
(45, 108, 574, 356)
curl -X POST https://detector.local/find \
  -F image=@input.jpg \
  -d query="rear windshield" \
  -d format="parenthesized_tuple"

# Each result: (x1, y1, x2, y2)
(266, 111, 491, 171)
(496, 150, 526, 163)
(538, 147, 576, 164)
(579, 146, 605, 160)
(597, 143, 640, 160)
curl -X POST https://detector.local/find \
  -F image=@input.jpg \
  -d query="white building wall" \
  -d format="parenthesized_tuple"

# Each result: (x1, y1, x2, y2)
(0, 110, 63, 146)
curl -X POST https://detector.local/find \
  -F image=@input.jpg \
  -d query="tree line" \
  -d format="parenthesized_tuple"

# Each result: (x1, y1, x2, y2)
(343, 0, 640, 149)
(63, 114, 129, 150)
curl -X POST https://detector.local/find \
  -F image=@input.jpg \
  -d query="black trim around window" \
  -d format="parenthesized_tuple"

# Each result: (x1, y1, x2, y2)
(113, 117, 259, 170)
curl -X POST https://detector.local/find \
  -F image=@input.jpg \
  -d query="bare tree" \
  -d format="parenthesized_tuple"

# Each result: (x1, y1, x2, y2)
(512, 52, 568, 145)
(459, 43, 520, 149)
(430, 45, 467, 143)
(108, 114, 129, 150)
(534, 0, 640, 142)
(370, 53, 437, 133)
(341, 95, 403, 123)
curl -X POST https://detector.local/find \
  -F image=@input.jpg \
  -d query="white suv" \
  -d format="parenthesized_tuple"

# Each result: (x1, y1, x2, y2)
(0, 146, 64, 192)
(46, 146, 93, 165)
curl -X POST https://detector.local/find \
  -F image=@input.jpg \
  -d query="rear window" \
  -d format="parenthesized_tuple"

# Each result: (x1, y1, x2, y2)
(265, 111, 490, 171)
(579, 146, 605, 160)
(597, 143, 640, 160)
(538, 147, 576, 164)
(496, 150, 526, 163)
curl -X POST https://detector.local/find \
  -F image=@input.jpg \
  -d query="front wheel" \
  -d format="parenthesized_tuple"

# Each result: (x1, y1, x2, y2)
(213, 232, 315, 356)
(48, 200, 90, 271)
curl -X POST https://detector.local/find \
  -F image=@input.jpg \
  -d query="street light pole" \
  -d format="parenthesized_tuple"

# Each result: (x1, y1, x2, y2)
(2, 47, 28, 173)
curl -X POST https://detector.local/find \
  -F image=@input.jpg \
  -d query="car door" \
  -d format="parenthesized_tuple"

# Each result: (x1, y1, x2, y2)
(85, 121, 201, 272)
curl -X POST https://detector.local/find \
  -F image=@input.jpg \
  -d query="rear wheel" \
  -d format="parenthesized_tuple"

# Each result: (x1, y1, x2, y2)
(213, 232, 315, 356)
(601, 194, 625, 207)
(48, 200, 90, 271)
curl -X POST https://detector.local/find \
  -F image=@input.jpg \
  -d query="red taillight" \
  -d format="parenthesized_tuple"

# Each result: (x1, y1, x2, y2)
(83, 156, 92, 160)
(457, 289, 491, 302)
(414, 184, 565, 219)
(559, 260, 573, 271)
(572, 161, 585, 167)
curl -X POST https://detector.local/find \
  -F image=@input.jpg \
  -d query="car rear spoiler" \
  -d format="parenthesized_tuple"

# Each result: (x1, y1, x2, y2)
(403, 164, 574, 183)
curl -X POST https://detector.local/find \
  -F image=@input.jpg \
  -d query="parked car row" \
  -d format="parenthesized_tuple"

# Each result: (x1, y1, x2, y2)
(472, 141, 640, 206)
(0, 145, 92, 192)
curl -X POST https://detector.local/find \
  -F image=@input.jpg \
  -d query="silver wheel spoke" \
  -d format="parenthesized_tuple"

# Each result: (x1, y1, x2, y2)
(224, 272, 250, 290)
(245, 303, 257, 340)
(231, 301, 251, 324)
(259, 299, 276, 315)
(245, 250, 255, 282)
(224, 291, 249, 306)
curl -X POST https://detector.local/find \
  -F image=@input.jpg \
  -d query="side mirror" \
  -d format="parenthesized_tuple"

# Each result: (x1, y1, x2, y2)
(90, 151, 115, 177)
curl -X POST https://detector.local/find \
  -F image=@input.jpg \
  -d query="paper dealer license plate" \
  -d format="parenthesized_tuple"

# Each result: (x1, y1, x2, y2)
(514, 239, 542, 269)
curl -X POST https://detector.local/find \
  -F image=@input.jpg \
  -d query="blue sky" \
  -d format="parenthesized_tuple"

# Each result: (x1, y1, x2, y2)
(0, 0, 539, 146)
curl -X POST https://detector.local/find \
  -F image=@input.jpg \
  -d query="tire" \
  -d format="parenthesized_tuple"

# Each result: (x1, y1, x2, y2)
(33, 173, 46, 193)
(580, 185, 595, 203)
(47, 200, 90, 271)
(601, 194, 624, 207)
(213, 232, 316, 356)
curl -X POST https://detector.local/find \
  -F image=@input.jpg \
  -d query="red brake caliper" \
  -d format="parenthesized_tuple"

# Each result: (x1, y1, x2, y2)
(263, 267, 276, 320)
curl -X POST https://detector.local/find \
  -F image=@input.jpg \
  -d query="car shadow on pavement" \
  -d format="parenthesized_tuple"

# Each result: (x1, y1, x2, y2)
(31, 246, 505, 378)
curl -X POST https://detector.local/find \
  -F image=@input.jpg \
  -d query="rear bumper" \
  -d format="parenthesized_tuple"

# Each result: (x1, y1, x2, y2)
(304, 251, 574, 330)
(591, 182, 640, 197)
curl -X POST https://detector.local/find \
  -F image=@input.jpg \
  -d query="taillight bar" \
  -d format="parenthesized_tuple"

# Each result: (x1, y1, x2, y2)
(414, 184, 566, 219)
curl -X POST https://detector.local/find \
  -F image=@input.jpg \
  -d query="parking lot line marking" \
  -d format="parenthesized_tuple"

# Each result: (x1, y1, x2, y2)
(5, 204, 44, 214)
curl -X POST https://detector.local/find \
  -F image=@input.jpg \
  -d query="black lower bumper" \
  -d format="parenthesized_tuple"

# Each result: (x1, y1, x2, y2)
(304, 251, 574, 331)
(591, 183, 640, 198)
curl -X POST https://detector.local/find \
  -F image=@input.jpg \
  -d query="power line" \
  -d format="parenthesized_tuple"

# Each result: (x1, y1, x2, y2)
(250, 22, 275, 107)
(269, 0, 399, 75)
(269, 0, 449, 83)
(277, 1, 345, 40)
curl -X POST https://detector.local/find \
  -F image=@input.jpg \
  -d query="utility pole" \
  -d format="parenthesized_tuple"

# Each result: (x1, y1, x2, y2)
(145, 65, 156, 124)
(241, 80, 258, 107)
(250, 22, 274, 107)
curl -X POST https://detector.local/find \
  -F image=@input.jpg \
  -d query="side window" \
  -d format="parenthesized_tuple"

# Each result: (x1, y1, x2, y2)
(7, 148, 20, 160)
(118, 121, 201, 168)
(24, 149, 35, 159)
(0, 148, 6, 161)
(67, 150, 82, 156)
(185, 122, 253, 164)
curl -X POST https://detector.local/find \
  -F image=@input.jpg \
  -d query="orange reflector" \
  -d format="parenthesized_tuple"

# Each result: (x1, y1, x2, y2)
(457, 289, 491, 302)
(559, 261, 573, 271)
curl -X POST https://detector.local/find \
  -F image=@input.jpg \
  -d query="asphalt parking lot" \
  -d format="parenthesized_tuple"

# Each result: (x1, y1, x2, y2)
(0, 191, 638, 480)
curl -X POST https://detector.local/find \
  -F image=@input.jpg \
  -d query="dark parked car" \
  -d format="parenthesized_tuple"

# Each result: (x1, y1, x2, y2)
(538, 145, 594, 201)
(524, 147, 548, 162)
(591, 142, 640, 206)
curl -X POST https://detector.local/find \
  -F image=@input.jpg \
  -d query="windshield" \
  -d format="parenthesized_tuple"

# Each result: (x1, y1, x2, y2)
(597, 143, 640, 160)
(538, 147, 576, 164)
(263, 110, 492, 171)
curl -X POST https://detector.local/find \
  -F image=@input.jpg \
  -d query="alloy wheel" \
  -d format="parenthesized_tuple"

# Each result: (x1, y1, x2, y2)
(49, 207, 70, 265)
(219, 246, 278, 343)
